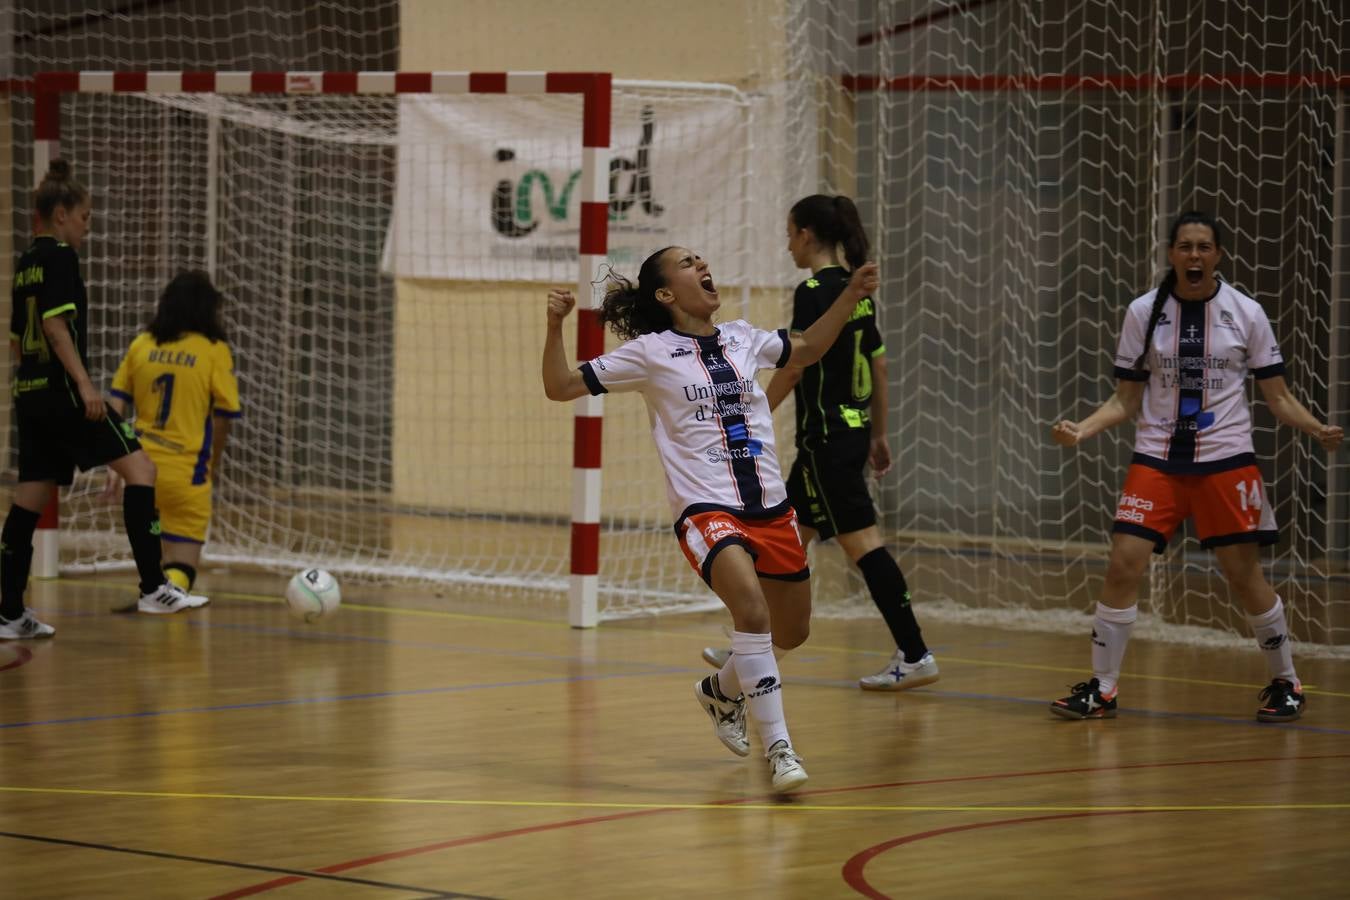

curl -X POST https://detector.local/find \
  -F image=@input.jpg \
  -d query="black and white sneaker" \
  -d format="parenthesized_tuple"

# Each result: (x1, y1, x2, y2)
(1256, 678, 1304, 722)
(1050, 678, 1117, 719)
(137, 583, 210, 615)
(694, 675, 749, 757)
(0, 610, 55, 640)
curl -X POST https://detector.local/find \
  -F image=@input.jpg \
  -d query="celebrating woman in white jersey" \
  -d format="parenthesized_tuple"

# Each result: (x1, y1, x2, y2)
(1049, 211, 1342, 723)
(543, 246, 878, 792)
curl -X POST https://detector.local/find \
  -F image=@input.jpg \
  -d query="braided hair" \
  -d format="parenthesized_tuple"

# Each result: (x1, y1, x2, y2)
(1134, 211, 1224, 371)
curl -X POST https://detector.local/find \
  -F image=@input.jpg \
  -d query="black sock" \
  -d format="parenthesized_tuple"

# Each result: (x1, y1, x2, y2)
(123, 485, 164, 595)
(856, 546, 929, 663)
(0, 505, 41, 620)
(163, 562, 197, 590)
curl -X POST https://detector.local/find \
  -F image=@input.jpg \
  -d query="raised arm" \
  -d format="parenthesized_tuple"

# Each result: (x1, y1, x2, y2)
(1051, 379, 1146, 447)
(1256, 376, 1343, 451)
(785, 263, 879, 368)
(542, 289, 590, 402)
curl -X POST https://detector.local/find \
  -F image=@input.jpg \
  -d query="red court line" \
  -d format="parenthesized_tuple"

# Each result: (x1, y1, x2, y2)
(841, 810, 1165, 899)
(0, 647, 34, 672)
(209, 752, 1350, 897)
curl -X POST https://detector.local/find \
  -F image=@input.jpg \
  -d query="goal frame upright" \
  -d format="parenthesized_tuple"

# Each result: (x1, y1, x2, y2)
(31, 70, 613, 627)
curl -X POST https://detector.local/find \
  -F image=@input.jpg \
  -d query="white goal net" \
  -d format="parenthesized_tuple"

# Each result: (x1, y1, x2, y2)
(786, 0, 1349, 648)
(39, 78, 795, 619)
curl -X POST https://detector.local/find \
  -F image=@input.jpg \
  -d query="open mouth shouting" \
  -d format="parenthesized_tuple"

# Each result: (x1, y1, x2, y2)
(700, 272, 718, 296)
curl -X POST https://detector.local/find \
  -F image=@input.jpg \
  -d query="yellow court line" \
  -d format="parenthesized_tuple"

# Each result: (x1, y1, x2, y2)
(54, 577, 566, 628)
(53, 578, 1345, 696)
(0, 785, 1346, 814)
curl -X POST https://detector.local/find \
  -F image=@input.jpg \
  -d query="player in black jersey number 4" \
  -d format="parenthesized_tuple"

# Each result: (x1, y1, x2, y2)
(701, 195, 938, 691)
(0, 161, 207, 640)
(1049, 211, 1341, 723)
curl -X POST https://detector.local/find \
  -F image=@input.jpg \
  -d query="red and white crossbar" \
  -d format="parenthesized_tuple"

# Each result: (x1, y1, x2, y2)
(32, 71, 612, 627)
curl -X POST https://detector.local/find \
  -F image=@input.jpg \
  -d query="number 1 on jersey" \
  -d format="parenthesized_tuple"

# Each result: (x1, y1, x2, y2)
(151, 372, 175, 428)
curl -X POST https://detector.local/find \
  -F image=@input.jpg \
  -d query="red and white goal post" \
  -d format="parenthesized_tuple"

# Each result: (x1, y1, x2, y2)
(28, 71, 612, 627)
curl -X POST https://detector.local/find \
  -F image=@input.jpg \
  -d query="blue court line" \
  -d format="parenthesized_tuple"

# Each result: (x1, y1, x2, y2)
(6, 665, 1348, 737)
(782, 674, 1350, 737)
(0, 667, 686, 730)
(6, 617, 1345, 736)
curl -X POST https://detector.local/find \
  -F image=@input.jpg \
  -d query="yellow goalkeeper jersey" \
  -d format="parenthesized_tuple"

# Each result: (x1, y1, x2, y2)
(111, 332, 242, 484)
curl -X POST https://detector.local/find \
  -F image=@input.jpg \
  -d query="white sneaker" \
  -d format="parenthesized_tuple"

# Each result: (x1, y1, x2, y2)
(0, 610, 55, 639)
(137, 583, 210, 615)
(701, 646, 731, 668)
(694, 675, 749, 757)
(859, 650, 940, 691)
(765, 739, 808, 793)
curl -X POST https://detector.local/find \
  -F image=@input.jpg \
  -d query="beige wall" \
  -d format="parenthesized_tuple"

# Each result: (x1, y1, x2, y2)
(400, 0, 785, 85)
(390, 1, 796, 519)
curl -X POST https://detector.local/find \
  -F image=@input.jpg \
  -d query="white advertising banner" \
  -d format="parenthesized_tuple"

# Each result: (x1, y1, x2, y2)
(382, 90, 769, 286)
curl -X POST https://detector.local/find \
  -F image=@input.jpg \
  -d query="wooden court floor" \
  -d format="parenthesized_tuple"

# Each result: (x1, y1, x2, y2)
(1, 572, 1348, 899)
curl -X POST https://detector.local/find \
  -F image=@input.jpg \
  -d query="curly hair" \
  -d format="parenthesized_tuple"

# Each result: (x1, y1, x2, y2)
(597, 246, 677, 340)
(147, 270, 229, 344)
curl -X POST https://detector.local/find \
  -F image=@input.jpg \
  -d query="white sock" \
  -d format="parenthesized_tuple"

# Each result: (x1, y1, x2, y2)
(730, 630, 790, 751)
(715, 657, 741, 698)
(1246, 596, 1297, 684)
(715, 643, 789, 699)
(1091, 602, 1136, 696)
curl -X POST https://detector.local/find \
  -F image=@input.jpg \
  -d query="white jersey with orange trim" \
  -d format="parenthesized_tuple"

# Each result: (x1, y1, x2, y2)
(1112, 279, 1284, 473)
(579, 320, 791, 523)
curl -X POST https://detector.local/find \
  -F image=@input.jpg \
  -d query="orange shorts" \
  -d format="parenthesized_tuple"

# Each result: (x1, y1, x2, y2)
(677, 508, 810, 585)
(1111, 463, 1278, 553)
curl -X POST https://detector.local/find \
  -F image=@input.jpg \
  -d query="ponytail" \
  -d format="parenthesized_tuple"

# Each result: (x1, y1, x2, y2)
(789, 194, 870, 270)
(35, 159, 89, 221)
(598, 247, 675, 340)
(1134, 270, 1175, 371)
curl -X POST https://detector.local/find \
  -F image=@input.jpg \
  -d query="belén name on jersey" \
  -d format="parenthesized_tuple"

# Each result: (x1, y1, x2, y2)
(146, 348, 198, 367)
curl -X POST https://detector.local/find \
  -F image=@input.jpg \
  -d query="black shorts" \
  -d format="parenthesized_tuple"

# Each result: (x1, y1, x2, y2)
(17, 405, 142, 486)
(784, 431, 876, 541)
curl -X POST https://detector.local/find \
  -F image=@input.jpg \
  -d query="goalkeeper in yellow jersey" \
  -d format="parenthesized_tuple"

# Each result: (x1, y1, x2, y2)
(107, 271, 242, 599)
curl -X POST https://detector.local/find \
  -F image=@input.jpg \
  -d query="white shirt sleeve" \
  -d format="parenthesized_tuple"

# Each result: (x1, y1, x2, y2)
(580, 336, 649, 395)
(748, 325, 792, 372)
(1245, 303, 1285, 376)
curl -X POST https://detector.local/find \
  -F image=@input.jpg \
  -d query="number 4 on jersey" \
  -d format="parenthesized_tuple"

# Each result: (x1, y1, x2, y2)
(1236, 479, 1262, 512)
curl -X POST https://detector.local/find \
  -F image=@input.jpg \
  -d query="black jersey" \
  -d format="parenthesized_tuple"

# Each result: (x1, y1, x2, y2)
(10, 236, 89, 414)
(790, 266, 884, 442)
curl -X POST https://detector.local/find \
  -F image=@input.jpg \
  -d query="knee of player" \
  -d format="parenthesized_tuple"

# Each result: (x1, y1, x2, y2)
(727, 602, 771, 635)
(1104, 546, 1151, 585)
(775, 621, 810, 650)
(122, 451, 157, 486)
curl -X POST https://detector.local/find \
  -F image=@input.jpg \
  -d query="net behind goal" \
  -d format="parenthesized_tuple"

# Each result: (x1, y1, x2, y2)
(787, 0, 1349, 648)
(34, 72, 790, 622)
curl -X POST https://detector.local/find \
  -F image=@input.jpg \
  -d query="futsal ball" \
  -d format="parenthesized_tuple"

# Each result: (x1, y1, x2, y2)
(285, 568, 341, 622)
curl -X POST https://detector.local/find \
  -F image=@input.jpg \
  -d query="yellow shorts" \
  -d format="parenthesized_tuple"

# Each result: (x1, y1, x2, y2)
(146, 450, 212, 544)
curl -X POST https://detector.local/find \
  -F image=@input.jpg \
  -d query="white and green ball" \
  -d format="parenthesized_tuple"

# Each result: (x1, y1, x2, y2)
(285, 568, 341, 622)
